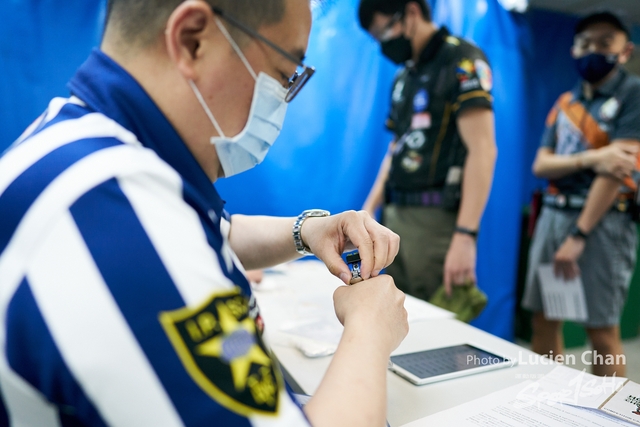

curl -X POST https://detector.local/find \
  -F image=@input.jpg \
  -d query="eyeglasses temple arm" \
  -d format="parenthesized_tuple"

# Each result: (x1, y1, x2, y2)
(211, 6, 305, 68)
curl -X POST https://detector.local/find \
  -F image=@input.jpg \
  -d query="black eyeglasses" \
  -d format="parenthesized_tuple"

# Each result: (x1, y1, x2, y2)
(211, 6, 315, 102)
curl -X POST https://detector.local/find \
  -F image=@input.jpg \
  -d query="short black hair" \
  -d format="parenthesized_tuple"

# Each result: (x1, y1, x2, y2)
(575, 11, 630, 39)
(358, 0, 431, 30)
(106, 0, 286, 48)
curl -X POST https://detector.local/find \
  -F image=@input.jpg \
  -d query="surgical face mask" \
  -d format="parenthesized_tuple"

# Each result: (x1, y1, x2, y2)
(381, 35, 413, 64)
(574, 52, 618, 84)
(189, 18, 289, 178)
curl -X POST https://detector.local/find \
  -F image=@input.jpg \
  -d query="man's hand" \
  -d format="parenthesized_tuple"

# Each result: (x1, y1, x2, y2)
(301, 210, 400, 285)
(553, 236, 586, 280)
(592, 142, 639, 179)
(333, 275, 408, 353)
(443, 233, 477, 296)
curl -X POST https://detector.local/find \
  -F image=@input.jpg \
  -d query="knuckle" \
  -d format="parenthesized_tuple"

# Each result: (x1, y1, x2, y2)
(345, 210, 359, 219)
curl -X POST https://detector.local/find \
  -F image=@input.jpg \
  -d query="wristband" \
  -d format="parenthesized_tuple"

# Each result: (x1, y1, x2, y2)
(569, 224, 589, 240)
(454, 226, 478, 239)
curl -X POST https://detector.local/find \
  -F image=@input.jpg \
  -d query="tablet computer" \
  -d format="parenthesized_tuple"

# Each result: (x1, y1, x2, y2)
(388, 343, 516, 386)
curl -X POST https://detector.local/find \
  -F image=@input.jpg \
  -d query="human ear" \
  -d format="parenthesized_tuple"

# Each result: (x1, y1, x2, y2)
(570, 45, 579, 59)
(164, 0, 211, 81)
(619, 41, 634, 65)
(402, 2, 420, 38)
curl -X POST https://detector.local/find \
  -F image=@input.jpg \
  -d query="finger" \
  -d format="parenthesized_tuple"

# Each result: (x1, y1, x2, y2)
(567, 261, 580, 280)
(320, 248, 353, 285)
(444, 268, 452, 297)
(619, 142, 640, 154)
(388, 230, 400, 262)
(574, 263, 581, 278)
(553, 259, 562, 278)
(452, 269, 466, 286)
(561, 262, 572, 281)
(362, 213, 389, 276)
(341, 211, 375, 279)
(465, 270, 477, 286)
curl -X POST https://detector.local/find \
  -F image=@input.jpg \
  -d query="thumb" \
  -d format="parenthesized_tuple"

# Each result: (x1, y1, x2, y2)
(319, 249, 351, 284)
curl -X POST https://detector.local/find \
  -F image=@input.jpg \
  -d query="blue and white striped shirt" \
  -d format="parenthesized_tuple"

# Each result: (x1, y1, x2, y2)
(0, 50, 309, 427)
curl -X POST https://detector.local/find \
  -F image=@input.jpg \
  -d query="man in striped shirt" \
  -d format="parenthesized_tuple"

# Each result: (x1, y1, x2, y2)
(0, 0, 408, 426)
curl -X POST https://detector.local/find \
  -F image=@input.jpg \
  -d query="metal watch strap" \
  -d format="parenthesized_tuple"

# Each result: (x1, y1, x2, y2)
(293, 209, 330, 256)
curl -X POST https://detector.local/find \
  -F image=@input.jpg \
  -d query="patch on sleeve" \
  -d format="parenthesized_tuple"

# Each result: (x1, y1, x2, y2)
(446, 36, 461, 46)
(159, 287, 281, 417)
(474, 59, 493, 91)
(456, 58, 476, 83)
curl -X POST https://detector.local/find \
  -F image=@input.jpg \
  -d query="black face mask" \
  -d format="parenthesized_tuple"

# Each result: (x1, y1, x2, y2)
(381, 35, 413, 64)
(574, 52, 618, 84)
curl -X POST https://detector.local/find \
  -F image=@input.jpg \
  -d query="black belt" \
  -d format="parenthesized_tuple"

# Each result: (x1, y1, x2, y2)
(386, 189, 444, 207)
(543, 193, 631, 213)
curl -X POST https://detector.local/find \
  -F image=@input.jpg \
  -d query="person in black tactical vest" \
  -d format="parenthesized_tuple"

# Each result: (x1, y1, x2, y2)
(359, 0, 497, 302)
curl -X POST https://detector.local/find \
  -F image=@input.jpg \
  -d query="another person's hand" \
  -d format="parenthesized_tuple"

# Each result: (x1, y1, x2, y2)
(333, 275, 408, 353)
(301, 210, 400, 285)
(553, 236, 586, 280)
(443, 233, 477, 296)
(245, 269, 264, 285)
(592, 142, 639, 180)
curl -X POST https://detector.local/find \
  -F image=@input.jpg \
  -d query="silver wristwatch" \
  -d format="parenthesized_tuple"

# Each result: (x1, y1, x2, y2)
(292, 209, 330, 256)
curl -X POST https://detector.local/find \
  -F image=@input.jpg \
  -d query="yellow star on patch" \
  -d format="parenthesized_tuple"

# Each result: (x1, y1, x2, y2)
(195, 302, 271, 391)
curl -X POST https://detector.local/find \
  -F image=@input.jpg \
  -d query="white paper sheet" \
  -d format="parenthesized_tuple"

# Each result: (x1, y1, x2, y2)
(525, 366, 626, 409)
(537, 264, 588, 322)
(401, 381, 636, 427)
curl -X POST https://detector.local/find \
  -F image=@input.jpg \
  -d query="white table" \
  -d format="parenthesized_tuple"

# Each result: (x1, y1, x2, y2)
(253, 261, 556, 427)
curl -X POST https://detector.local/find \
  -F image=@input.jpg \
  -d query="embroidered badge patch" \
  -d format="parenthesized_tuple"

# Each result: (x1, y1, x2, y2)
(600, 97, 620, 122)
(411, 113, 432, 130)
(413, 89, 430, 112)
(401, 151, 424, 173)
(474, 59, 493, 91)
(160, 288, 281, 417)
(446, 36, 461, 46)
(456, 59, 476, 82)
(392, 79, 406, 103)
(405, 130, 427, 149)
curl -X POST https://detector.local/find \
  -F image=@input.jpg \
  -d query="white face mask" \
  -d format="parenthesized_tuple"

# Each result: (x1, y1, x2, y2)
(188, 17, 289, 178)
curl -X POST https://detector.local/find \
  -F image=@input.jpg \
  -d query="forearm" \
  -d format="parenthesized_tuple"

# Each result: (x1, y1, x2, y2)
(456, 146, 496, 230)
(576, 175, 622, 233)
(455, 108, 496, 230)
(533, 149, 598, 180)
(304, 322, 389, 427)
(228, 215, 300, 270)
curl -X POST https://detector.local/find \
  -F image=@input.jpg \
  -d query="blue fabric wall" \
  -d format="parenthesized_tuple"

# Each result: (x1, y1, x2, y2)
(2, 1, 628, 341)
(0, 2, 107, 148)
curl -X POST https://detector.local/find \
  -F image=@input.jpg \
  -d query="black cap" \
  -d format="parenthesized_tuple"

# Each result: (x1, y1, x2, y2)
(575, 11, 630, 38)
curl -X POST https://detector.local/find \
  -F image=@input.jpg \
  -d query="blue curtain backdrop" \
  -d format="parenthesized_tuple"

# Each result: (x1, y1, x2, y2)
(2, 0, 628, 341)
(0, 2, 107, 148)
